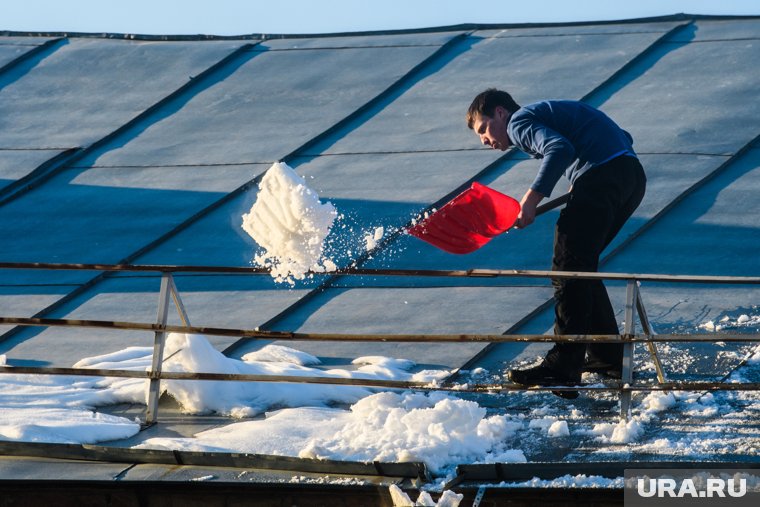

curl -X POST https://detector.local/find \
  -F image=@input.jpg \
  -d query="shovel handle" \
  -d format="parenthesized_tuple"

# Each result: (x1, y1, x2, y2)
(535, 192, 570, 216)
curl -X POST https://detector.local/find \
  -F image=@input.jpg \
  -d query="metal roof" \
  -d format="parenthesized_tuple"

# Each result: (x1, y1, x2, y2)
(0, 15, 759, 483)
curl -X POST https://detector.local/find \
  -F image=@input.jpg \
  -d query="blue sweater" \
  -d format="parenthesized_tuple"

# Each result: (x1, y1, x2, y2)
(507, 100, 636, 197)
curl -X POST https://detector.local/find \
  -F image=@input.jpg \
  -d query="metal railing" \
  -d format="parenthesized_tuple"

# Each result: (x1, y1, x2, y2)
(1, 261, 758, 423)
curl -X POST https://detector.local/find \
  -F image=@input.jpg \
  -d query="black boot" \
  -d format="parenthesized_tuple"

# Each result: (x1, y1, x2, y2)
(508, 362, 582, 400)
(582, 355, 622, 379)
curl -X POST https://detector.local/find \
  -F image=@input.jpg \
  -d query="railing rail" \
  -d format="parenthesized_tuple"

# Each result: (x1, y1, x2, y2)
(1, 261, 758, 423)
(1, 317, 758, 343)
(1, 261, 759, 284)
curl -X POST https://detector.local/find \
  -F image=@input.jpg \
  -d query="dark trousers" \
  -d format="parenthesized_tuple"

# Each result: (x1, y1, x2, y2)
(544, 155, 646, 374)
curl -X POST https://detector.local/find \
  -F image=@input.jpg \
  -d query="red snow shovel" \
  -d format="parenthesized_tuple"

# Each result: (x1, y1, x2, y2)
(408, 182, 569, 254)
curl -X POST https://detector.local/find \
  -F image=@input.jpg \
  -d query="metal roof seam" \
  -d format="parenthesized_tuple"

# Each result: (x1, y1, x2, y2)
(579, 21, 694, 109)
(0, 37, 67, 91)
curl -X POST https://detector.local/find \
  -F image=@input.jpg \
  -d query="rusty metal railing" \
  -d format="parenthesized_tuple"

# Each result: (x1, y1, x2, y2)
(0, 261, 758, 423)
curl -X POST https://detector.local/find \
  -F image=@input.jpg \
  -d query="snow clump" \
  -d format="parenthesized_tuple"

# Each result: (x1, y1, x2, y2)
(241, 161, 337, 285)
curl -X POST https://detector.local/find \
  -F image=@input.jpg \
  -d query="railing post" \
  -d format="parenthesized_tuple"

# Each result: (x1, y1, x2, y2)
(145, 273, 172, 426)
(167, 274, 191, 327)
(620, 279, 637, 420)
(635, 288, 666, 384)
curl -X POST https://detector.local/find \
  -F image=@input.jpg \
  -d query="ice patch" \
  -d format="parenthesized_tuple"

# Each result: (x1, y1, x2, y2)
(241, 161, 337, 285)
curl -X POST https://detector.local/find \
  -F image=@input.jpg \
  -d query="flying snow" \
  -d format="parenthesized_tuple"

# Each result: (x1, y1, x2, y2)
(241, 162, 337, 284)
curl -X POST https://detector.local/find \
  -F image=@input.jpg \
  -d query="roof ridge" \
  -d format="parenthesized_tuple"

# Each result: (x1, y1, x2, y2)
(2, 13, 760, 42)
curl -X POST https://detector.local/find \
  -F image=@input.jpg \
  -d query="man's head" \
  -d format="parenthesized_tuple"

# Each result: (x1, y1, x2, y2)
(466, 89, 520, 151)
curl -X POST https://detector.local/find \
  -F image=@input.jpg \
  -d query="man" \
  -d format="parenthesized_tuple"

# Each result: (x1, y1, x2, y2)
(466, 89, 646, 399)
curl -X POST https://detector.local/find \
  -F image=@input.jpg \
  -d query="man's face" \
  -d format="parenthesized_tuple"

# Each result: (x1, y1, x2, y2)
(471, 105, 511, 151)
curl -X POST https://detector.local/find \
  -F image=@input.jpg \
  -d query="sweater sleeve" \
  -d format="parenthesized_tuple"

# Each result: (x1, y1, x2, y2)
(509, 116, 576, 197)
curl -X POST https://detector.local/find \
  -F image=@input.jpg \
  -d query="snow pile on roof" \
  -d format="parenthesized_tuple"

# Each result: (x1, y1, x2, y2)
(241, 344, 321, 365)
(0, 365, 141, 444)
(241, 161, 338, 284)
(297, 391, 526, 474)
(137, 391, 526, 475)
(0, 407, 138, 444)
(74, 332, 449, 417)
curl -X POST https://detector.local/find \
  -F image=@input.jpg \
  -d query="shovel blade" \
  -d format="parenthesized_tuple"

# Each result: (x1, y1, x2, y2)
(408, 182, 521, 254)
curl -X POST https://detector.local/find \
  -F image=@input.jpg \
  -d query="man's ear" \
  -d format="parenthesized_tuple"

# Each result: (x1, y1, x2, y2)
(494, 105, 508, 120)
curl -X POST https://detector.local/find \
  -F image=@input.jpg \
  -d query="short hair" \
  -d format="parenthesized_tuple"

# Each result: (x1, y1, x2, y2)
(466, 88, 521, 129)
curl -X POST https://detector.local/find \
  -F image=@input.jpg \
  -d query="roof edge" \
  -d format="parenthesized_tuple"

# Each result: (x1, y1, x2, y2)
(1, 13, 759, 42)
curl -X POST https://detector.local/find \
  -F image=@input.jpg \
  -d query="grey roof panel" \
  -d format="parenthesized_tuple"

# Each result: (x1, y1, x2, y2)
(600, 34, 760, 155)
(0, 159, 257, 284)
(0, 149, 65, 189)
(0, 286, 74, 337)
(0, 38, 50, 67)
(0, 165, 254, 284)
(83, 35, 461, 167)
(232, 285, 554, 369)
(0, 34, 463, 287)
(0, 39, 244, 148)
(313, 25, 681, 154)
(604, 147, 760, 277)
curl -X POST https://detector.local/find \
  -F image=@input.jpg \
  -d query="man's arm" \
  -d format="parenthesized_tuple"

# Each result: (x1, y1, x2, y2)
(516, 188, 545, 229)
(509, 113, 576, 198)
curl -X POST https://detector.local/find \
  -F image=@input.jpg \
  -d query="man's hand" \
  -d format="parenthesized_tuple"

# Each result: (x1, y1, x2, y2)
(515, 188, 545, 229)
